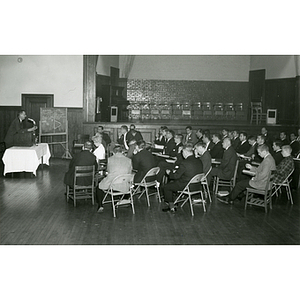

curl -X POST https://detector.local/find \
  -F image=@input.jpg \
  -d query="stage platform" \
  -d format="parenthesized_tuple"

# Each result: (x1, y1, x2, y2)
(83, 119, 299, 144)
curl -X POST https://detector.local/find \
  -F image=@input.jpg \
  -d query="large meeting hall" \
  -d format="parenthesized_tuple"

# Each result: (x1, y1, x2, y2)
(1, 54, 299, 246)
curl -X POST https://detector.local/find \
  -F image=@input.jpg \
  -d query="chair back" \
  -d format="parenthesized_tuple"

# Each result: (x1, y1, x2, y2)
(188, 173, 205, 185)
(109, 174, 134, 192)
(265, 170, 276, 192)
(74, 165, 95, 187)
(202, 166, 212, 181)
(143, 167, 160, 180)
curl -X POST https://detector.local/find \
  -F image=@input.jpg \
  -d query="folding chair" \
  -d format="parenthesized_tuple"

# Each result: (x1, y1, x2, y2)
(272, 168, 294, 204)
(132, 167, 161, 206)
(174, 173, 206, 216)
(201, 166, 212, 203)
(102, 174, 135, 218)
(214, 159, 239, 194)
(244, 171, 274, 213)
(66, 165, 95, 207)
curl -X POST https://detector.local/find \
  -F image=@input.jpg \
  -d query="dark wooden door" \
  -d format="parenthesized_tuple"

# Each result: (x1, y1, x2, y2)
(22, 94, 54, 127)
(249, 69, 266, 103)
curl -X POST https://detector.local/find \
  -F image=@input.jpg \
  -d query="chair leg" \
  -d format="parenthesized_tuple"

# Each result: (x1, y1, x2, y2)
(287, 185, 293, 204)
(189, 194, 194, 216)
(91, 187, 95, 205)
(156, 181, 161, 202)
(245, 190, 249, 210)
(130, 191, 135, 215)
(201, 191, 206, 212)
(204, 183, 212, 203)
(215, 177, 219, 194)
(66, 185, 69, 202)
(112, 194, 116, 218)
(74, 188, 76, 207)
(145, 186, 150, 207)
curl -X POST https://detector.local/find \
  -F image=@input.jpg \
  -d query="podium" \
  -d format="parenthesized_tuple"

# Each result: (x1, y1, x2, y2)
(13, 132, 35, 147)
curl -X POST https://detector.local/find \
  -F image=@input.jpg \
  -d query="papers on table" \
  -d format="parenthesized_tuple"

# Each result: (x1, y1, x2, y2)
(237, 154, 251, 160)
(153, 153, 169, 158)
(242, 170, 255, 176)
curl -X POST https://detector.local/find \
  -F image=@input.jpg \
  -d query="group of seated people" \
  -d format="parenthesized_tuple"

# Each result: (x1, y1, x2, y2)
(64, 124, 300, 214)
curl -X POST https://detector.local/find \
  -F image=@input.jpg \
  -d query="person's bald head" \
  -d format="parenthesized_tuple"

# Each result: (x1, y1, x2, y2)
(83, 141, 93, 151)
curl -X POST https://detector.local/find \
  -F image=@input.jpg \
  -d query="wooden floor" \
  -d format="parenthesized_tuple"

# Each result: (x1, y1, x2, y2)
(0, 158, 299, 245)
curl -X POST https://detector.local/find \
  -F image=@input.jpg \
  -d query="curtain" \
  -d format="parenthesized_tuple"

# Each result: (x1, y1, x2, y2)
(120, 55, 135, 78)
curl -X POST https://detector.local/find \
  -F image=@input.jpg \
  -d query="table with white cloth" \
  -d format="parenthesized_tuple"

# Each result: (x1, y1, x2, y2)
(2, 143, 51, 176)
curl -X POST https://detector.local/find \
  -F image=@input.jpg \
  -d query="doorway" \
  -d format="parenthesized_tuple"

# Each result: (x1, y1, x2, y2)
(22, 94, 54, 126)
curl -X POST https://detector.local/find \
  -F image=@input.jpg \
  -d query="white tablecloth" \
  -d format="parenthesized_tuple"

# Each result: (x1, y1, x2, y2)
(2, 143, 51, 176)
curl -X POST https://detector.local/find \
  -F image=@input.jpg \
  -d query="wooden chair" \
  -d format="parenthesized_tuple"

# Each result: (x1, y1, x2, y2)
(73, 134, 90, 153)
(214, 159, 239, 194)
(132, 167, 161, 206)
(102, 174, 135, 218)
(201, 166, 212, 203)
(66, 165, 95, 207)
(174, 173, 206, 216)
(244, 171, 275, 213)
(272, 168, 294, 205)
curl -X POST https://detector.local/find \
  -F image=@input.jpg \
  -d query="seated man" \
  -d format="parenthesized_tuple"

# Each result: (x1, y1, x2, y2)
(132, 140, 157, 183)
(210, 133, 224, 159)
(93, 125, 111, 146)
(196, 129, 203, 142)
(93, 133, 106, 162)
(222, 128, 229, 140)
(154, 126, 168, 146)
(194, 141, 212, 175)
(236, 131, 251, 155)
(218, 144, 276, 204)
(231, 130, 240, 150)
(162, 144, 203, 213)
(208, 137, 238, 184)
(252, 134, 266, 163)
(183, 126, 198, 146)
(64, 141, 97, 188)
(280, 131, 289, 146)
(163, 130, 176, 156)
(272, 140, 283, 165)
(290, 133, 300, 157)
(156, 134, 184, 184)
(127, 124, 143, 143)
(243, 136, 257, 158)
(273, 145, 295, 184)
(117, 125, 129, 150)
(202, 132, 214, 152)
(96, 145, 133, 212)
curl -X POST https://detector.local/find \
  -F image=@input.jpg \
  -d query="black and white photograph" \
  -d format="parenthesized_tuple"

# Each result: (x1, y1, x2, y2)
(1, 2, 299, 300)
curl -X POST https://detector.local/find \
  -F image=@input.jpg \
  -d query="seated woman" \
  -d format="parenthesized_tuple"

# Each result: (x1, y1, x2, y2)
(92, 133, 106, 163)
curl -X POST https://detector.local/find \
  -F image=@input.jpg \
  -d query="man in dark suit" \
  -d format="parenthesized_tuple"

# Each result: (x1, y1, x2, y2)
(64, 141, 97, 187)
(231, 130, 240, 150)
(236, 131, 251, 155)
(127, 124, 143, 143)
(290, 133, 300, 157)
(196, 129, 203, 143)
(183, 126, 198, 146)
(154, 126, 168, 146)
(261, 127, 272, 147)
(132, 140, 157, 183)
(117, 125, 129, 150)
(209, 137, 238, 184)
(94, 125, 111, 146)
(202, 133, 214, 152)
(210, 133, 224, 159)
(156, 134, 184, 184)
(272, 140, 284, 165)
(4, 110, 37, 148)
(195, 141, 212, 175)
(162, 144, 203, 213)
(163, 130, 176, 156)
(280, 131, 289, 146)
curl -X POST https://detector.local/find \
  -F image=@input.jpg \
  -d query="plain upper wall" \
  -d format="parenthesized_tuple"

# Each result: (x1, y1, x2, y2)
(96, 55, 119, 76)
(127, 55, 250, 81)
(250, 55, 298, 79)
(0, 55, 83, 107)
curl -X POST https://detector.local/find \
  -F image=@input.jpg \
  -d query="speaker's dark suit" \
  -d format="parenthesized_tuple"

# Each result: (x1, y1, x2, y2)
(210, 141, 224, 159)
(127, 130, 143, 143)
(117, 132, 129, 149)
(132, 149, 157, 183)
(206, 141, 214, 152)
(154, 136, 166, 146)
(4, 118, 32, 148)
(236, 141, 251, 155)
(163, 155, 203, 203)
(64, 150, 97, 187)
